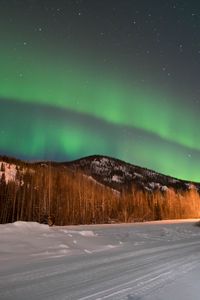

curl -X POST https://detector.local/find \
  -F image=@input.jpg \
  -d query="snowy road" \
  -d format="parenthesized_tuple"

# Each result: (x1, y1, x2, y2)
(1, 220, 200, 299)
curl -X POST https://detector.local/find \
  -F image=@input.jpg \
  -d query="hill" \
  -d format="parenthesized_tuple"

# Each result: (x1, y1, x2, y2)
(0, 155, 200, 225)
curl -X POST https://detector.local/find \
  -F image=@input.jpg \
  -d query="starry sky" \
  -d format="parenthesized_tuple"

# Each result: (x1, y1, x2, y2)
(0, 0, 200, 181)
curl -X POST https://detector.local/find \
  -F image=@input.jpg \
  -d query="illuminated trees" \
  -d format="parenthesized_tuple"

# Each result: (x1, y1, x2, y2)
(0, 158, 200, 225)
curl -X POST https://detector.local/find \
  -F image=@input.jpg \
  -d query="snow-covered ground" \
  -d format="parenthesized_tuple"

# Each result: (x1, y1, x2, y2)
(1, 219, 200, 299)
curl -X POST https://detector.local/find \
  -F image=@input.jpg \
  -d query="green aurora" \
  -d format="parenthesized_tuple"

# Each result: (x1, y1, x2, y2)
(0, 46, 199, 151)
(0, 32, 200, 181)
(1, 99, 200, 182)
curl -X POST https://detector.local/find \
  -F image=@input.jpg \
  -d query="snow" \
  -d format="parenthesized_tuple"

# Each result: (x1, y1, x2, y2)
(78, 230, 96, 237)
(0, 161, 17, 183)
(133, 172, 143, 178)
(148, 182, 160, 189)
(1, 219, 200, 299)
(160, 185, 168, 192)
(112, 175, 122, 183)
(91, 158, 110, 172)
(185, 183, 197, 190)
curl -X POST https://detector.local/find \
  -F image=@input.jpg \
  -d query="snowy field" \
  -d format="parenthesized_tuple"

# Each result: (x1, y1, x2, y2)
(1, 219, 200, 299)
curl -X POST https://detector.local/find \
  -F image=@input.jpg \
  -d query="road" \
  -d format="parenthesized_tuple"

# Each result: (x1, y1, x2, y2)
(0, 220, 200, 299)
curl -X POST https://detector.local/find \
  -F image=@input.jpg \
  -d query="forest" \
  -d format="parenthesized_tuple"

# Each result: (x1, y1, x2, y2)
(1, 157, 200, 225)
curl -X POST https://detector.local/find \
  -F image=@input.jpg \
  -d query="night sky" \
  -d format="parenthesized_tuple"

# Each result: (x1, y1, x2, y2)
(0, 0, 200, 181)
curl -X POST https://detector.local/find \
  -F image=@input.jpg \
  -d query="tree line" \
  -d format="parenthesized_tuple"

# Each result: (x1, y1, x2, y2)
(0, 162, 200, 225)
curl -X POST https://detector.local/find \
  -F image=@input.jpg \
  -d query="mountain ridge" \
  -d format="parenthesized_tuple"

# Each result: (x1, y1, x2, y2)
(1, 154, 200, 225)
(0, 154, 199, 192)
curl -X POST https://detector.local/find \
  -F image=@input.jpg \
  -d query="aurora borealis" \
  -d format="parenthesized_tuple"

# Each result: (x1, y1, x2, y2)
(1, 0, 200, 181)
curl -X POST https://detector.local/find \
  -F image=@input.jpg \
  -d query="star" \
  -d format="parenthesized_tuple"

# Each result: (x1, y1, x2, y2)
(1, 0, 200, 183)
(179, 44, 183, 52)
